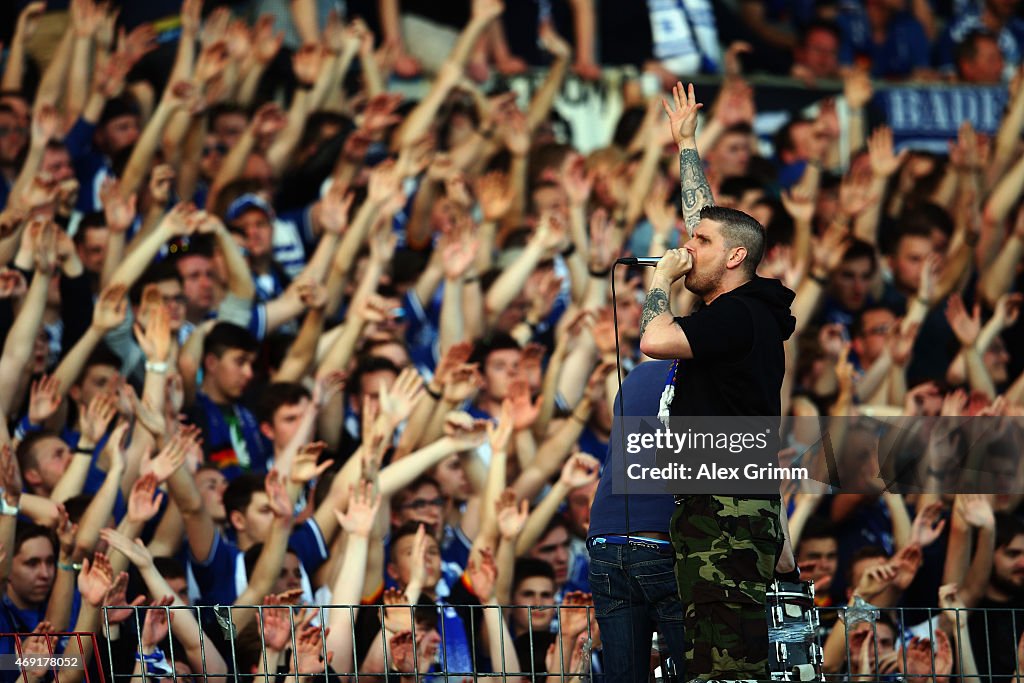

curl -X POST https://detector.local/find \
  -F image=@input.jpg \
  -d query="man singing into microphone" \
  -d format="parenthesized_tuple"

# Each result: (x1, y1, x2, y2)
(639, 83, 798, 682)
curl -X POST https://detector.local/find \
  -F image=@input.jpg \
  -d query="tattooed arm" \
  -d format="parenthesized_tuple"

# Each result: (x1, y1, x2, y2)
(663, 82, 714, 236)
(639, 250, 695, 359)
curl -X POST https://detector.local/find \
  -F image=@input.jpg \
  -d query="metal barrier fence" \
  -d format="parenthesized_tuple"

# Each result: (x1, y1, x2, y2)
(5, 604, 1024, 683)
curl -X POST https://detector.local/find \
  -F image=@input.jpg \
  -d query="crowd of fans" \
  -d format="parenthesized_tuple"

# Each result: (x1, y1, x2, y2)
(0, 0, 1023, 682)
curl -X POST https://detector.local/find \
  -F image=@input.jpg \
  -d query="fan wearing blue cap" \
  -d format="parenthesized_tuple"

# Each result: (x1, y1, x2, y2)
(226, 193, 292, 304)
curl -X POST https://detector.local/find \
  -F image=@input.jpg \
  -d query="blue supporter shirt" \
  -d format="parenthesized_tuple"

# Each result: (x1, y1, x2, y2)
(64, 117, 113, 214)
(588, 360, 679, 538)
(187, 519, 329, 605)
(837, 8, 931, 78)
(935, 11, 1024, 80)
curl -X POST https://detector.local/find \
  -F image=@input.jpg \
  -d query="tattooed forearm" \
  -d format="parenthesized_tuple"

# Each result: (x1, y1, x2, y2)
(640, 287, 671, 339)
(679, 148, 714, 236)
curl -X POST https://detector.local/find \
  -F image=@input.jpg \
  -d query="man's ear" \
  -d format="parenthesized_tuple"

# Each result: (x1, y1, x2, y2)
(202, 352, 218, 376)
(229, 509, 246, 534)
(259, 423, 275, 441)
(727, 246, 748, 270)
(23, 468, 43, 488)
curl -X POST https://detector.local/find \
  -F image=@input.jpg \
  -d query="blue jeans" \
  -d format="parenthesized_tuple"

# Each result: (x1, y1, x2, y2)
(588, 540, 686, 683)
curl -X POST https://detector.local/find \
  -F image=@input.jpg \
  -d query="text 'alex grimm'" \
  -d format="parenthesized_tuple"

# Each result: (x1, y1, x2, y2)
(626, 463, 809, 481)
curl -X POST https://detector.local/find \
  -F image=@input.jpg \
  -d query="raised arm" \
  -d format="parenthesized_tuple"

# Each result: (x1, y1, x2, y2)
(664, 83, 713, 236)
(1, 3, 45, 92)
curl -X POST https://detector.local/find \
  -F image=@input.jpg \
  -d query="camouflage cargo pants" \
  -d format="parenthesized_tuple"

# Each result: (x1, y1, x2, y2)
(670, 495, 783, 682)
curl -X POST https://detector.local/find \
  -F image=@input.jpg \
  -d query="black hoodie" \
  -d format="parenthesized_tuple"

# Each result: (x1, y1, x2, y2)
(670, 275, 796, 418)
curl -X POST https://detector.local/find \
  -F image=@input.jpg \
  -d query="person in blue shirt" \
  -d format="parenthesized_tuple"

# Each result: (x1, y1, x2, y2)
(64, 96, 141, 214)
(935, 0, 1024, 81)
(586, 359, 686, 683)
(0, 522, 55, 634)
(186, 323, 271, 479)
(836, 0, 934, 80)
(466, 334, 522, 421)
(184, 472, 328, 606)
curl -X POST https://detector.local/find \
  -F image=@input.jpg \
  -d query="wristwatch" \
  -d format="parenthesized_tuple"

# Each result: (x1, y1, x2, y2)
(0, 491, 19, 517)
(145, 360, 169, 374)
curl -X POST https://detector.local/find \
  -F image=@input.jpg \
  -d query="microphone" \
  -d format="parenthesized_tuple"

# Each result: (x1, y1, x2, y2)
(615, 256, 662, 267)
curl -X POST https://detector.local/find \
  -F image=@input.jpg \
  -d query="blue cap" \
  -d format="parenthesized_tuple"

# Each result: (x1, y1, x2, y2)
(225, 193, 275, 223)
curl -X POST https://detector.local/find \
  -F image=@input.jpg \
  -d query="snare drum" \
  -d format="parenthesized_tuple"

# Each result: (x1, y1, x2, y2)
(767, 580, 823, 682)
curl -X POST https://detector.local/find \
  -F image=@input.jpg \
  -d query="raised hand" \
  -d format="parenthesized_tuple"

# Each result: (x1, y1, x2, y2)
(293, 624, 331, 674)
(945, 294, 981, 348)
(662, 82, 703, 148)
(54, 506, 79, 561)
(0, 445, 23, 507)
(100, 527, 154, 569)
(80, 393, 118, 446)
(867, 126, 907, 178)
(853, 563, 897, 600)
(910, 502, 946, 547)
(252, 15, 284, 66)
(954, 494, 995, 529)
(100, 178, 138, 233)
(127, 473, 166, 524)
(488, 402, 514, 455)
(290, 442, 333, 485)
(15, 2, 46, 45)
(559, 453, 600, 489)
(258, 601, 291, 654)
(442, 364, 484, 404)
(495, 488, 529, 541)
(336, 480, 381, 538)
(558, 591, 594, 638)
(562, 155, 593, 209)
(0, 268, 27, 299)
(382, 587, 415, 633)
(28, 374, 62, 426)
(465, 548, 498, 602)
(143, 431, 189, 483)
(92, 284, 129, 332)
(293, 44, 325, 87)
(378, 367, 425, 430)
(317, 187, 354, 236)
(78, 552, 115, 607)
(938, 583, 967, 632)
(891, 544, 923, 590)
(32, 104, 60, 145)
(265, 470, 293, 521)
(141, 597, 174, 651)
(506, 379, 541, 431)
(103, 572, 147, 624)
(20, 622, 55, 682)
(441, 227, 480, 281)
(252, 103, 287, 143)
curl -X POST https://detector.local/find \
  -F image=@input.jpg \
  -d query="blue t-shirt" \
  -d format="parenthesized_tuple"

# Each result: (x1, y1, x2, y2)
(188, 519, 329, 605)
(588, 360, 678, 538)
(837, 8, 931, 78)
(382, 524, 470, 599)
(935, 11, 1024, 79)
(64, 117, 112, 214)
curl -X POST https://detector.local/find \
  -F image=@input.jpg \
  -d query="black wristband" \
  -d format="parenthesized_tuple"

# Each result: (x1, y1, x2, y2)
(560, 242, 576, 258)
(809, 273, 828, 286)
(462, 275, 480, 285)
(425, 384, 442, 401)
(589, 266, 612, 278)
(296, 81, 314, 91)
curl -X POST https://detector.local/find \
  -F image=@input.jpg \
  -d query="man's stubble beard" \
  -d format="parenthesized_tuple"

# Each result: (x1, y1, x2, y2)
(685, 261, 726, 298)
